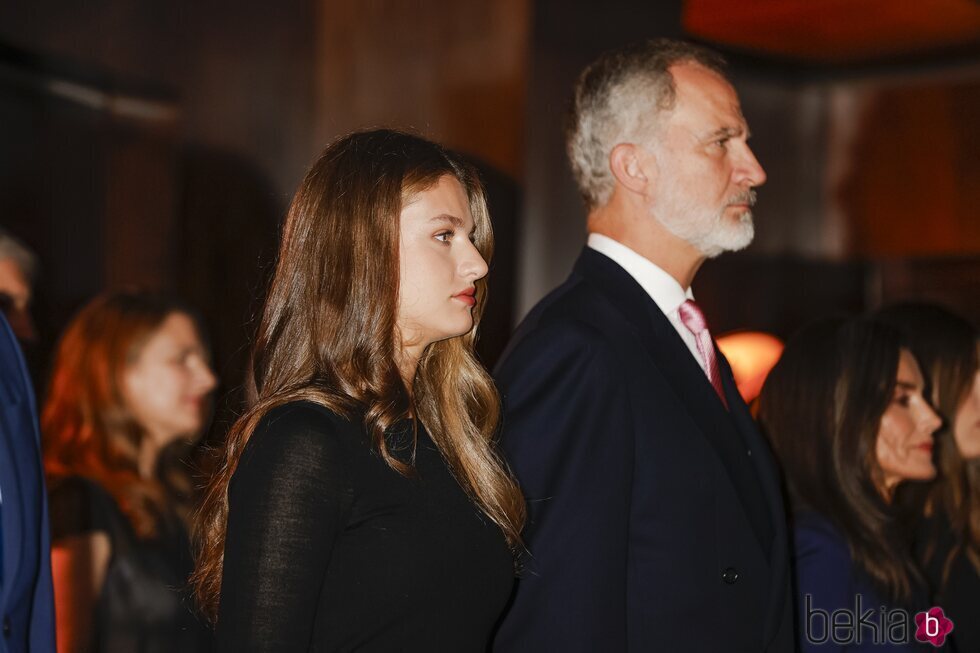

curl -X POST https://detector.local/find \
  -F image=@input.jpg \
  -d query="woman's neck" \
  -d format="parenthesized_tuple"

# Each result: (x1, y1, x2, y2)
(137, 436, 161, 480)
(396, 343, 423, 394)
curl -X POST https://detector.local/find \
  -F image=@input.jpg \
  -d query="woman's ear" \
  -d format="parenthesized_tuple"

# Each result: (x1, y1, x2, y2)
(609, 142, 655, 196)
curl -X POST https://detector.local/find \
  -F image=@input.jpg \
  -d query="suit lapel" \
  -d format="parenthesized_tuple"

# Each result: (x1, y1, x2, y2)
(576, 248, 771, 551)
(575, 248, 789, 650)
(718, 353, 790, 649)
(720, 352, 787, 542)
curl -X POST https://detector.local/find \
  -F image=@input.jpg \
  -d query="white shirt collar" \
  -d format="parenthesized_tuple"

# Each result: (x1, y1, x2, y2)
(586, 232, 693, 315)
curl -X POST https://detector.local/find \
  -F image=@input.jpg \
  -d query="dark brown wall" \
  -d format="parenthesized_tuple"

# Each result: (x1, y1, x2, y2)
(0, 1, 314, 403)
(1, 1, 976, 408)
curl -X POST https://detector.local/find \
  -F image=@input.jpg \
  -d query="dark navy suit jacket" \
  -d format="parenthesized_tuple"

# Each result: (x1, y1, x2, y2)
(0, 313, 55, 653)
(493, 249, 794, 652)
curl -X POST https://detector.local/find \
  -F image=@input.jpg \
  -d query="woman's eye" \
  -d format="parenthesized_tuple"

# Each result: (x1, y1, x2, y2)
(894, 394, 911, 408)
(435, 230, 454, 243)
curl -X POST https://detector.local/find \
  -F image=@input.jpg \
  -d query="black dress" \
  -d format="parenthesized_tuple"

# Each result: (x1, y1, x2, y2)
(48, 476, 212, 653)
(215, 401, 514, 652)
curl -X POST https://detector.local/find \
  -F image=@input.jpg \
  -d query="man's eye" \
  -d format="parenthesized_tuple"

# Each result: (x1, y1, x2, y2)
(894, 394, 911, 408)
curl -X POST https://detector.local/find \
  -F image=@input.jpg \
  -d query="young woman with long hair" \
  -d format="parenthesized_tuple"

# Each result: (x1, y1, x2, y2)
(758, 317, 941, 652)
(192, 129, 525, 651)
(877, 302, 980, 653)
(43, 291, 217, 653)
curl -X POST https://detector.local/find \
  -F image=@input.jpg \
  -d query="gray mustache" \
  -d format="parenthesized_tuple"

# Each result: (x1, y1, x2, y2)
(728, 189, 757, 207)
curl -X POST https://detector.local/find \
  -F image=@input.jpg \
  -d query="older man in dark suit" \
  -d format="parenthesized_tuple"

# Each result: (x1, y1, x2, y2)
(0, 311, 55, 653)
(493, 39, 794, 652)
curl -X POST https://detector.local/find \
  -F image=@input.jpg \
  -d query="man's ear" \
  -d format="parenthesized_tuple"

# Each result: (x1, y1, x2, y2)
(609, 142, 654, 195)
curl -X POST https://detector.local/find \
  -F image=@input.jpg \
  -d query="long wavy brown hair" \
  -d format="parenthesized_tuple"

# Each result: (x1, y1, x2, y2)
(877, 303, 980, 582)
(42, 291, 205, 539)
(191, 129, 526, 622)
(758, 316, 923, 603)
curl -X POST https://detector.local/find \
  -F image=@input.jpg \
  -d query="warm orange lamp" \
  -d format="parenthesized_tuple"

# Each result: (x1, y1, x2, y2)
(716, 331, 784, 403)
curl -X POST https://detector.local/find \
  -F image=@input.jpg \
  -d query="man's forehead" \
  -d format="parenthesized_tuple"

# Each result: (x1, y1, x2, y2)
(664, 63, 747, 129)
(669, 63, 738, 103)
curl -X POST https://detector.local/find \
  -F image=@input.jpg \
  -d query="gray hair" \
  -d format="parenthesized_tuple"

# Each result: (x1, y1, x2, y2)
(0, 229, 38, 283)
(566, 38, 728, 210)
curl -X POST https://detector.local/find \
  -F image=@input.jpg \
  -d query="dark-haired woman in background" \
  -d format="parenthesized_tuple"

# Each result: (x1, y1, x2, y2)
(192, 129, 525, 652)
(759, 317, 941, 652)
(877, 303, 980, 653)
(43, 292, 217, 653)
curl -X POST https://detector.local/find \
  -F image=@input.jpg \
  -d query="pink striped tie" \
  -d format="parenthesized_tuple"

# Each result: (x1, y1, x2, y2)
(677, 299, 728, 409)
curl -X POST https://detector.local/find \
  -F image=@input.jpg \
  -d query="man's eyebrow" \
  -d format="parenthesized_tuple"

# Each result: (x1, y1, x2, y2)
(428, 214, 464, 227)
(704, 126, 746, 141)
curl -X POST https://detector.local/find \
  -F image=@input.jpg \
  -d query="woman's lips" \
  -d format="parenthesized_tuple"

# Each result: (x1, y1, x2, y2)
(453, 287, 476, 306)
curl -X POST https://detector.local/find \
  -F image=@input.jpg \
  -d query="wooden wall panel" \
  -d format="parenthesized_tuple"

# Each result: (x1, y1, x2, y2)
(315, 0, 530, 178)
(838, 80, 980, 257)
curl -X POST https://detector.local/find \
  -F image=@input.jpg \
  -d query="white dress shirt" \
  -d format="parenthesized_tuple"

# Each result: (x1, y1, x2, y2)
(587, 233, 708, 375)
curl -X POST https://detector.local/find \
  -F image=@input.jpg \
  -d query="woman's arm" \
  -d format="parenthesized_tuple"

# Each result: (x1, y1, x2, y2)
(214, 403, 354, 652)
(51, 532, 110, 653)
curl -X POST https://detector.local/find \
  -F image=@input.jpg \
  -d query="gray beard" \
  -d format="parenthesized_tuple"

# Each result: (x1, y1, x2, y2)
(655, 189, 757, 258)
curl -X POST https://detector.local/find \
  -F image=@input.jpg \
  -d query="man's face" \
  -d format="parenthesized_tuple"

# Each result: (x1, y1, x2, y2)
(0, 257, 35, 342)
(643, 63, 767, 258)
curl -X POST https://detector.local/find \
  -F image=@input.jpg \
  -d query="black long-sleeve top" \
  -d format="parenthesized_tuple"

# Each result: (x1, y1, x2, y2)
(215, 401, 514, 652)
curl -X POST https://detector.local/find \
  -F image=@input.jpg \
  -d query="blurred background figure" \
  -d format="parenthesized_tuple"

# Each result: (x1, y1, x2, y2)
(877, 303, 980, 653)
(759, 317, 941, 652)
(0, 228, 37, 345)
(41, 291, 216, 653)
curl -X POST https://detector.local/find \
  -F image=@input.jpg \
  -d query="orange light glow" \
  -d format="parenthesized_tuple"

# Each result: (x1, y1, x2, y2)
(717, 331, 784, 403)
(683, 0, 980, 63)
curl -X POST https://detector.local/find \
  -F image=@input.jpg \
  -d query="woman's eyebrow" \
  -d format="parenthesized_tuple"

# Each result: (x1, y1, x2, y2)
(428, 214, 464, 227)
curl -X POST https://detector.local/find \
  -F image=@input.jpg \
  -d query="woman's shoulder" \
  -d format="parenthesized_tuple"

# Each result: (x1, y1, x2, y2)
(48, 475, 119, 540)
(792, 511, 853, 566)
(238, 400, 364, 475)
(255, 399, 358, 435)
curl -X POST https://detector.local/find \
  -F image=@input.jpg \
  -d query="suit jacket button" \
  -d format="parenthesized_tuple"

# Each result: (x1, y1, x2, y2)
(722, 567, 739, 584)
(3, 616, 11, 636)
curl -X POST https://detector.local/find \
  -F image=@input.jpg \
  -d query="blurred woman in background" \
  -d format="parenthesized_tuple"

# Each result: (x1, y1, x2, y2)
(877, 303, 980, 653)
(192, 129, 525, 652)
(758, 317, 941, 652)
(43, 291, 216, 653)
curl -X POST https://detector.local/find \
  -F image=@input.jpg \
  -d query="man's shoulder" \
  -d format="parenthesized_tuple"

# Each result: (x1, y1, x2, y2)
(494, 273, 640, 388)
(514, 271, 629, 342)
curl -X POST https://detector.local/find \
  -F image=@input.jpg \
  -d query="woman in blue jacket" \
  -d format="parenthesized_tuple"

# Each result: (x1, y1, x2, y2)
(759, 317, 943, 652)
